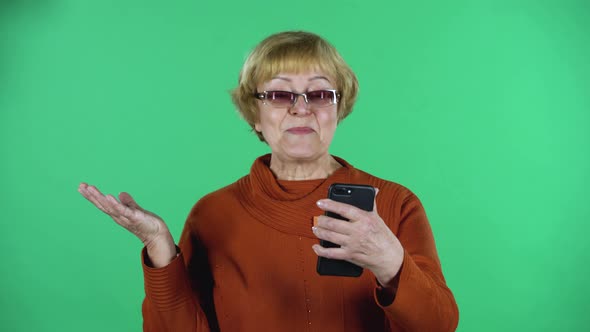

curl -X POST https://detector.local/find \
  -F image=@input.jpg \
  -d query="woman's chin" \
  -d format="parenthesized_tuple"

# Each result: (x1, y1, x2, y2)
(278, 145, 323, 160)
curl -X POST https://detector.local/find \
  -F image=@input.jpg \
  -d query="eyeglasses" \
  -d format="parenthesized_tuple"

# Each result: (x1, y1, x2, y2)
(254, 90, 340, 108)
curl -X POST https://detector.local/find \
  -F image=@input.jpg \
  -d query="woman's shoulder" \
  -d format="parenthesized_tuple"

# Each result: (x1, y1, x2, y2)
(350, 167, 427, 229)
(350, 167, 417, 202)
(186, 175, 248, 218)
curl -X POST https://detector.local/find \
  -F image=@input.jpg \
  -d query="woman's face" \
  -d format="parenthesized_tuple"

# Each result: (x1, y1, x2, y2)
(255, 71, 338, 161)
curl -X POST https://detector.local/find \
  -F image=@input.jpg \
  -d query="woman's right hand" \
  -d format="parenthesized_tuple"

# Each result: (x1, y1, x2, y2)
(78, 183, 177, 268)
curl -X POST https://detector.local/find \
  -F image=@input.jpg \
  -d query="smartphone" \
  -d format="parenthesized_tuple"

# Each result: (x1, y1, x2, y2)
(316, 183, 375, 277)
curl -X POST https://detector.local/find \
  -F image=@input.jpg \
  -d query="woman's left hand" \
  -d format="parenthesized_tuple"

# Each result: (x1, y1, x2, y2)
(312, 190, 404, 287)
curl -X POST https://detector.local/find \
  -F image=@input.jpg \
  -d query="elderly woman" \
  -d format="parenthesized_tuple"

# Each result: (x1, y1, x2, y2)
(78, 31, 458, 331)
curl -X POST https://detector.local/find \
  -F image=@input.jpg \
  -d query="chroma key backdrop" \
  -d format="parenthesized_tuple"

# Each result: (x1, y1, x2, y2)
(1, 0, 588, 331)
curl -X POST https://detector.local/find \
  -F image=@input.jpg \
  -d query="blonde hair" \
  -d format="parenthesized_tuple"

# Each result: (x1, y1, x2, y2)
(231, 31, 359, 142)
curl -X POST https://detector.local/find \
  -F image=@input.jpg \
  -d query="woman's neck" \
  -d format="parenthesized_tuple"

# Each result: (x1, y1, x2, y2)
(269, 153, 342, 181)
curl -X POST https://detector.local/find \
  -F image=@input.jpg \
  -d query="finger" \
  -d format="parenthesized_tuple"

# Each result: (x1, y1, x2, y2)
(110, 213, 132, 228)
(81, 194, 108, 214)
(373, 187, 380, 214)
(107, 194, 141, 219)
(312, 225, 349, 245)
(312, 244, 350, 260)
(104, 195, 143, 229)
(316, 199, 366, 221)
(106, 194, 125, 215)
(110, 196, 142, 221)
(79, 184, 137, 229)
(86, 186, 121, 216)
(79, 184, 110, 213)
(316, 215, 354, 235)
(78, 182, 93, 200)
(101, 195, 120, 215)
(119, 192, 141, 209)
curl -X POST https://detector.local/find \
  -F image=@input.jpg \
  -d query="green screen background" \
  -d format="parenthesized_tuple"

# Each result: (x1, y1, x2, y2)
(1, 0, 588, 331)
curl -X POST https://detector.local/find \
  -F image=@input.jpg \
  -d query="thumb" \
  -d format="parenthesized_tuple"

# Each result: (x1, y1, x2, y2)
(372, 187, 380, 214)
(119, 192, 141, 209)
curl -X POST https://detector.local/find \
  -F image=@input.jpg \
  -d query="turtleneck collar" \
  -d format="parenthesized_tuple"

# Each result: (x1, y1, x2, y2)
(236, 154, 354, 238)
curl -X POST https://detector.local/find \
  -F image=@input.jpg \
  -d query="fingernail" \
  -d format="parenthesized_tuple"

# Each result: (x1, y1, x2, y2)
(312, 226, 317, 234)
(316, 200, 324, 207)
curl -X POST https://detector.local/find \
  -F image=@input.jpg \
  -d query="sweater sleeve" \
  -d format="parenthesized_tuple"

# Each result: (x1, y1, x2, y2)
(141, 213, 212, 332)
(375, 192, 459, 332)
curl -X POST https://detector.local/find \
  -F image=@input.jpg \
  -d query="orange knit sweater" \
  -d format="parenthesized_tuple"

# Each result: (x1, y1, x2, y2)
(141, 154, 459, 331)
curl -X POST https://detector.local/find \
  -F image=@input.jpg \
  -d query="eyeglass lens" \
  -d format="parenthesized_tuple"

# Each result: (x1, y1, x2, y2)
(265, 90, 336, 108)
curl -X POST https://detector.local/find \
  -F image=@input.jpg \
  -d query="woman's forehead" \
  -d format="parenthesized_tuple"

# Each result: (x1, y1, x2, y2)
(259, 73, 334, 89)
(270, 73, 332, 82)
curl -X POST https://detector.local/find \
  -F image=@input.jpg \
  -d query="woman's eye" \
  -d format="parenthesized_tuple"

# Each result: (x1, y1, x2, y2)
(272, 92, 294, 101)
(310, 90, 333, 99)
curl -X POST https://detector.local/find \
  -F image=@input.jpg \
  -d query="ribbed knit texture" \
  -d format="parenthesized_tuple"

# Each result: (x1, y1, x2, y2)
(142, 154, 459, 332)
(236, 154, 351, 238)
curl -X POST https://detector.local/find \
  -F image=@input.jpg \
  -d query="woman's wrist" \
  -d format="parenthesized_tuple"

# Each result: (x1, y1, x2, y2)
(145, 234, 177, 268)
(374, 247, 404, 287)
(375, 266, 400, 288)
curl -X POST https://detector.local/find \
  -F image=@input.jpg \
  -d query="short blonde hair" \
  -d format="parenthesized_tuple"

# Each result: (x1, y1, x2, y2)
(231, 31, 359, 142)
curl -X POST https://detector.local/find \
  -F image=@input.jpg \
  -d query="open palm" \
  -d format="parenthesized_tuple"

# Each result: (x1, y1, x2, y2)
(78, 183, 176, 267)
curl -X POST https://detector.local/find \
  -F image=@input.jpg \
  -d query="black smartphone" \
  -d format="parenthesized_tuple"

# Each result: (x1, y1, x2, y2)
(316, 183, 375, 277)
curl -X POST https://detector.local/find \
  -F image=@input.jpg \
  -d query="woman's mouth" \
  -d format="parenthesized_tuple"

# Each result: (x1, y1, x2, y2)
(286, 127, 314, 135)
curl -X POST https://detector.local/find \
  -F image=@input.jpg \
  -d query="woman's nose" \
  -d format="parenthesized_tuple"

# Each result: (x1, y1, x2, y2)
(288, 95, 312, 116)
